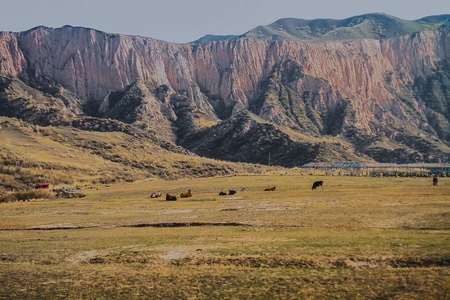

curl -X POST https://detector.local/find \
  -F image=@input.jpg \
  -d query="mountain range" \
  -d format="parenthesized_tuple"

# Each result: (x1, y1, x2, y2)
(1, 13, 450, 188)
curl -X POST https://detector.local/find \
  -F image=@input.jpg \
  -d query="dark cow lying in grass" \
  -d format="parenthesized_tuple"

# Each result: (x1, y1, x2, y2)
(180, 190, 192, 198)
(166, 193, 177, 201)
(264, 186, 276, 191)
(312, 181, 324, 190)
(228, 189, 237, 195)
(219, 189, 237, 196)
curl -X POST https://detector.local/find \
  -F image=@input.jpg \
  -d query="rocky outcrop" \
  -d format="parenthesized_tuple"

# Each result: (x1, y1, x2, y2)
(1, 14, 450, 164)
(179, 111, 365, 167)
(0, 32, 26, 77)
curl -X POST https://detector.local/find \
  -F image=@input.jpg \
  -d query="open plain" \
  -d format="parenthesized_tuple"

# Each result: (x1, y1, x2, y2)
(0, 174, 449, 299)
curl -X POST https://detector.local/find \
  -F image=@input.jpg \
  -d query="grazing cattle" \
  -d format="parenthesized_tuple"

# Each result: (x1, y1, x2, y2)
(219, 191, 227, 196)
(166, 193, 177, 201)
(433, 177, 438, 186)
(180, 190, 192, 198)
(228, 189, 237, 195)
(264, 186, 276, 191)
(150, 191, 162, 198)
(312, 181, 324, 190)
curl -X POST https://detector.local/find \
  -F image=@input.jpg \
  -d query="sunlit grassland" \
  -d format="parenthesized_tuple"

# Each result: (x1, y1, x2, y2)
(0, 117, 274, 192)
(0, 175, 449, 299)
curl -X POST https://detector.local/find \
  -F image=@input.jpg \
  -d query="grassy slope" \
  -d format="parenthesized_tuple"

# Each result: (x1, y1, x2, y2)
(0, 175, 448, 299)
(0, 117, 275, 192)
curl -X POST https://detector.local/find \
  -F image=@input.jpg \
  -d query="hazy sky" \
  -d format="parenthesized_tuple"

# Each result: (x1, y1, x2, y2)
(1, 0, 449, 43)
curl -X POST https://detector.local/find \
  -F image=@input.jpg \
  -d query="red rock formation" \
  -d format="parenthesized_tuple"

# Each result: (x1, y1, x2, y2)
(1, 22, 449, 163)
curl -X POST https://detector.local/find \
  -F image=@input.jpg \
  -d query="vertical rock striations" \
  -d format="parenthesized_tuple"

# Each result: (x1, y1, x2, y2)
(0, 15, 449, 164)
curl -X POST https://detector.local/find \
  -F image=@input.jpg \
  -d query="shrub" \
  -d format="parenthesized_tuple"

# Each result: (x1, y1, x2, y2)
(0, 190, 55, 203)
(0, 193, 17, 203)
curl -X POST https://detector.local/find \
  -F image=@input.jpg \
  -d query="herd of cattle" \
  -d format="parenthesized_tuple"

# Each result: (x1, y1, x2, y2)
(149, 176, 441, 201)
(2, 176, 442, 203)
(150, 189, 192, 201)
(150, 181, 325, 201)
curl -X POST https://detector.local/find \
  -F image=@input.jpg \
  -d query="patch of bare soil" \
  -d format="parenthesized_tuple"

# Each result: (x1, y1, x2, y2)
(66, 250, 108, 264)
(65, 245, 210, 265)
(159, 246, 200, 260)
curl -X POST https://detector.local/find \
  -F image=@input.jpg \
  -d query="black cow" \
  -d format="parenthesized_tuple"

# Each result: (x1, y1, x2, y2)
(166, 193, 177, 201)
(312, 181, 324, 190)
(433, 176, 438, 186)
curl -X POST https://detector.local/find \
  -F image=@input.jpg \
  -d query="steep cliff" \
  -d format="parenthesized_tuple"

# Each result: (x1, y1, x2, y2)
(1, 14, 450, 165)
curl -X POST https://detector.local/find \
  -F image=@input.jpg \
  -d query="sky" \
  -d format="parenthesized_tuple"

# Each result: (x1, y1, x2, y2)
(1, 0, 449, 43)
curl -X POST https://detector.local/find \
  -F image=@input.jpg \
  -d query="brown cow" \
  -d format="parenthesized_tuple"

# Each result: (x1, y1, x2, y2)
(219, 191, 227, 196)
(166, 193, 177, 201)
(433, 176, 438, 186)
(264, 186, 276, 191)
(180, 190, 192, 198)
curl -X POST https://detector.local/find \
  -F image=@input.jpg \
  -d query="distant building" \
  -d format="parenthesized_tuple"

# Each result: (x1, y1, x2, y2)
(301, 162, 450, 177)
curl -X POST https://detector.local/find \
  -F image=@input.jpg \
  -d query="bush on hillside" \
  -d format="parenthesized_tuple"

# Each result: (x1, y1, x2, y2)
(0, 190, 55, 203)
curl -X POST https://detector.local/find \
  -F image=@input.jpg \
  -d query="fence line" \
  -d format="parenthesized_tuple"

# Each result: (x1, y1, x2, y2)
(301, 162, 450, 177)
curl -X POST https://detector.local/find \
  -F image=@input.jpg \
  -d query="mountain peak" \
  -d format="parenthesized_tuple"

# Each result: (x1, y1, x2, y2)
(195, 13, 450, 44)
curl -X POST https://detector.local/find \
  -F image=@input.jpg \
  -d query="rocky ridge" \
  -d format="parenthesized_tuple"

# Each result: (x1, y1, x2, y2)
(1, 14, 450, 167)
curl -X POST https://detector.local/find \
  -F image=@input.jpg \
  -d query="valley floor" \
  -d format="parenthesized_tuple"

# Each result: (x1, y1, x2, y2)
(0, 175, 449, 299)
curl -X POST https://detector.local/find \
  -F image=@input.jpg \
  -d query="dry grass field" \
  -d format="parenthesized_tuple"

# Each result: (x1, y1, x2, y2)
(0, 117, 273, 193)
(0, 175, 449, 299)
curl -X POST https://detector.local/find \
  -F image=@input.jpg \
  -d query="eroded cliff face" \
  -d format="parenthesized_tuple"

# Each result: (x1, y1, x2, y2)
(0, 32, 26, 76)
(0, 25, 449, 163)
